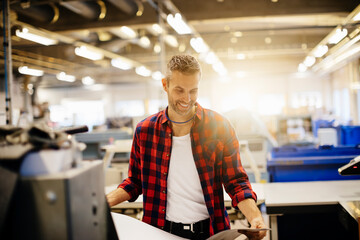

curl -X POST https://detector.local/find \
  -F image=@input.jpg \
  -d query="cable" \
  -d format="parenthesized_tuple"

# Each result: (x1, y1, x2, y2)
(2, 0, 10, 125)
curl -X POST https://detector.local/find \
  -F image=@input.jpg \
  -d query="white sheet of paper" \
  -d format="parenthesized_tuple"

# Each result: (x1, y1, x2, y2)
(207, 228, 271, 240)
(111, 212, 186, 240)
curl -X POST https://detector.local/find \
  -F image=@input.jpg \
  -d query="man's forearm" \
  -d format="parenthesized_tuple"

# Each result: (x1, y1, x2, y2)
(106, 187, 131, 207)
(237, 198, 263, 225)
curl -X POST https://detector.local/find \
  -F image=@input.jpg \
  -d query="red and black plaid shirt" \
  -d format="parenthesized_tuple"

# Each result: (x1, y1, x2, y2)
(119, 103, 257, 236)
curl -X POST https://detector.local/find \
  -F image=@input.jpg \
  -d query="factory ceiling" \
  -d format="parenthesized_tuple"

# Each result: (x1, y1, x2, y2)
(0, 0, 359, 88)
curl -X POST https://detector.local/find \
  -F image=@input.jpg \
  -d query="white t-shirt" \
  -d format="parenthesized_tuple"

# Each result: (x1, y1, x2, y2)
(165, 134, 209, 223)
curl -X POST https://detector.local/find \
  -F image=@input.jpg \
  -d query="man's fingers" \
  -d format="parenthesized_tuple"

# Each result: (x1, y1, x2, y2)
(238, 229, 266, 240)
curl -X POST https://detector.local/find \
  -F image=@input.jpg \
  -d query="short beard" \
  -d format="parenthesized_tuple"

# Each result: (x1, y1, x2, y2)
(169, 98, 195, 116)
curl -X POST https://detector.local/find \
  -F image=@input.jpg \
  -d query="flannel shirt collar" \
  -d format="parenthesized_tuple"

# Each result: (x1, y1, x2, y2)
(160, 102, 203, 125)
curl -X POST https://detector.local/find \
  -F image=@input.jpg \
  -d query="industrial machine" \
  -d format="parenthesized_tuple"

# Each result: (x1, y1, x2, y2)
(338, 155, 360, 176)
(0, 125, 118, 240)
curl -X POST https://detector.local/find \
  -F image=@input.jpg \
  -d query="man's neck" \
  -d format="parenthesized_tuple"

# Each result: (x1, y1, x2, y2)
(167, 106, 196, 123)
(167, 106, 196, 137)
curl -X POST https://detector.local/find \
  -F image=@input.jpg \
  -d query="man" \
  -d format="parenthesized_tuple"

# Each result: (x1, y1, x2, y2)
(106, 55, 267, 240)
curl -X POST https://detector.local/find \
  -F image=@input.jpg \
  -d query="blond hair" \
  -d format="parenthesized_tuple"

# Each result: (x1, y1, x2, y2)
(166, 55, 201, 83)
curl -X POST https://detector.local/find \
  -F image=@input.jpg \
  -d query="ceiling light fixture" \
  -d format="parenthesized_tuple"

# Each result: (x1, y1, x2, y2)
(138, 36, 151, 49)
(152, 71, 163, 81)
(303, 56, 316, 67)
(265, 37, 272, 44)
(111, 58, 133, 70)
(153, 43, 161, 53)
(56, 72, 76, 82)
(135, 66, 151, 77)
(328, 28, 348, 44)
(313, 45, 328, 58)
(353, 12, 360, 21)
(74, 46, 104, 61)
(166, 13, 192, 35)
(164, 35, 179, 48)
(212, 62, 228, 76)
(297, 63, 307, 72)
(15, 28, 58, 46)
(151, 24, 163, 35)
(204, 52, 218, 64)
(233, 31, 243, 37)
(18, 66, 44, 76)
(236, 53, 246, 60)
(82, 76, 95, 85)
(111, 26, 137, 39)
(178, 43, 186, 52)
(190, 37, 209, 53)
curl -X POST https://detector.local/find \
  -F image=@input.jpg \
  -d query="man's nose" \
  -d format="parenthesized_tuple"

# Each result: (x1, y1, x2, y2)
(182, 92, 191, 102)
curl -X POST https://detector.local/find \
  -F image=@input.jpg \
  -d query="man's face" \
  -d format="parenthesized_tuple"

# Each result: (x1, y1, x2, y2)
(162, 71, 200, 117)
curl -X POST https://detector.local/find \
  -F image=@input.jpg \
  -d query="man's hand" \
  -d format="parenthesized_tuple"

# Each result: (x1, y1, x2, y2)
(237, 199, 268, 240)
(106, 187, 131, 207)
(238, 217, 267, 240)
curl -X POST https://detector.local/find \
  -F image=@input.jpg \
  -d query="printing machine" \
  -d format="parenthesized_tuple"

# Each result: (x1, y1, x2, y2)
(0, 125, 118, 240)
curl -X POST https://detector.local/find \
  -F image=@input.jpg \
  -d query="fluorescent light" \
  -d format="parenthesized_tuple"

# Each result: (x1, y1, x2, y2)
(153, 43, 161, 53)
(18, 66, 44, 76)
(82, 76, 95, 85)
(236, 53, 246, 60)
(264, 37, 272, 44)
(313, 45, 328, 58)
(179, 43, 186, 52)
(297, 63, 307, 72)
(212, 62, 227, 76)
(74, 46, 104, 60)
(111, 26, 137, 39)
(328, 28, 348, 44)
(151, 24, 163, 35)
(166, 13, 192, 35)
(138, 36, 151, 49)
(204, 52, 218, 65)
(111, 58, 133, 70)
(152, 71, 163, 81)
(190, 37, 209, 53)
(15, 28, 58, 46)
(135, 66, 151, 77)
(164, 35, 179, 48)
(233, 31, 243, 37)
(56, 72, 76, 82)
(303, 56, 316, 67)
(353, 12, 360, 21)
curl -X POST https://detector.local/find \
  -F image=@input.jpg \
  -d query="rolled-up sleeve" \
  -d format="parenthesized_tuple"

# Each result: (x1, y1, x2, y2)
(221, 124, 257, 208)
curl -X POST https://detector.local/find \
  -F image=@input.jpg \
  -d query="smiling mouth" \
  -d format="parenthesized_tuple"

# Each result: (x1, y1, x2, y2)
(178, 102, 190, 109)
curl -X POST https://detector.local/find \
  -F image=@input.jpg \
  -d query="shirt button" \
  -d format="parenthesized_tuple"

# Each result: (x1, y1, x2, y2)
(164, 172, 167, 175)
(162, 209, 165, 212)
(166, 154, 169, 157)
(162, 190, 166, 194)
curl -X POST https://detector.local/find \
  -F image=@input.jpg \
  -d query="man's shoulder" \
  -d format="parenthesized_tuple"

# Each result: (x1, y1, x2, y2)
(135, 111, 163, 129)
(202, 107, 228, 122)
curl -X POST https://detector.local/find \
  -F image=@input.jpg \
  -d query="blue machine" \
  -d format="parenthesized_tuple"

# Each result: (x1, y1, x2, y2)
(339, 125, 360, 146)
(267, 145, 360, 182)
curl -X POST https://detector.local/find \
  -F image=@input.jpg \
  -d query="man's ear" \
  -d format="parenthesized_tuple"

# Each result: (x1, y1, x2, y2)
(161, 78, 167, 91)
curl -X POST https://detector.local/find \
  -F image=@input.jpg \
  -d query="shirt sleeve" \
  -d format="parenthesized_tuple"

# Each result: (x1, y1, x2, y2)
(221, 121, 257, 209)
(118, 126, 142, 202)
